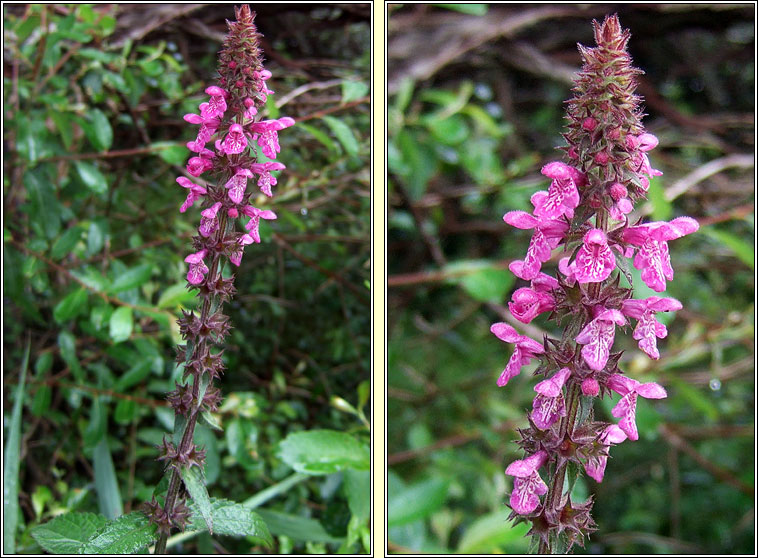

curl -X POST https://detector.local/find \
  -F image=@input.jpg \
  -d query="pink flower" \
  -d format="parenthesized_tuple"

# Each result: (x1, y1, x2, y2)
(242, 205, 277, 243)
(608, 182, 633, 221)
(490, 323, 544, 387)
(224, 168, 254, 204)
(504, 211, 568, 280)
(183, 110, 220, 152)
(221, 123, 248, 155)
(581, 376, 600, 397)
(230, 234, 255, 267)
(574, 228, 615, 283)
(250, 117, 295, 159)
(622, 216, 699, 292)
(621, 296, 682, 359)
(531, 161, 585, 219)
(575, 307, 626, 371)
(199, 202, 222, 238)
(558, 256, 578, 286)
(176, 177, 207, 213)
(531, 367, 572, 430)
(186, 149, 215, 177)
(508, 287, 555, 324)
(583, 424, 627, 483)
(200, 86, 228, 119)
(243, 98, 258, 120)
(251, 161, 286, 197)
(505, 450, 549, 514)
(184, 249, 208, 285)
(608, 373, 667, 441)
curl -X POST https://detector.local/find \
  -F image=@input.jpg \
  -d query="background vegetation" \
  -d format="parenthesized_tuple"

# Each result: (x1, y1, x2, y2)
(3, 3, 370, 554)
(388, 3, 754, 554)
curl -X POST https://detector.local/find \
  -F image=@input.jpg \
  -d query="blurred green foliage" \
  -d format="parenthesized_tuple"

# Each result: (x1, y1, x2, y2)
(4, 3, 369, 554)
(388, 4, 753, 554)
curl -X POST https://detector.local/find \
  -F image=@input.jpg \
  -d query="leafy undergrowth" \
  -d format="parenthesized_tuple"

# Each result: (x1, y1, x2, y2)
(4, 4, 370, 554)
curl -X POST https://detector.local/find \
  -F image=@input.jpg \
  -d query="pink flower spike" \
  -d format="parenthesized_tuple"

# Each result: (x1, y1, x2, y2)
(608, 373, 667, 440)
(222, 123, 248, 155)
(184, 249, 208, 285)
(505, 450, 549, 515)
(574, 228, 615, 283)
(199, 202, 222, 238)
(490, 323, 544, 387)
(224, 168, 254, 204)
(575, 307, 625, 371)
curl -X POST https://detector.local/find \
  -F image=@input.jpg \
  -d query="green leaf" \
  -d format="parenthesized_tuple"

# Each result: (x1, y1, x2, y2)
(151, 141, 188, 165)
(53, 287, 89, 323)
(255, 509, 343, 544)
(31, 512, 108, 554)
(87, 108, 113, 151)
(81, 512, 158, 554)
(298, 122, 338, 153)
(25, 167, 62, 239)
(157, 283, 196, 309)
(93, 437, 123, 519)
(51, 226, 83, 260)
(107, 263, 153, 293)
(114, 358, 152, 392)
(341, 79, 369, 104)
(74, 161, 108, 195)
(456, 510, 530, 553)
(32, 384, 52, 416)
(387, 477, 449, 526)
(87, 220, 106, 256)
(434, 3, 488, 15)
(344, 469, 370, 522)
(58, 330, 85, 382)
(322, 115, 360, 157)
(442, 260, 514, 303)
(49, 111, 74, 149)
(3, 338, 29, 554)
(394, 128, 437, 201)
(180, 466, 213, 533)
(188, 499, 272, 547)
(701, 227, 754, 269)
(109, 306, 133, 343)
(278, 430, 369, 474)
(114, 399, 137, 424)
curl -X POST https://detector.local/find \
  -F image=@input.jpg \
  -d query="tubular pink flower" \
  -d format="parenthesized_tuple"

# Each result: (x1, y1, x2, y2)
(490, 323, 544, 387)
(251, 161, 286, 197)
(505, 450, 549, 514)
(198, 202, 223, 238)
(177, 177, 207, 213)
(581, 376, 600, 397)
(221, 123, 248, 155)
(230, 234, 255, 267)
(583, 424, 627, 483)
(184, 249, 209, 285)
(250, 117, 296, 159)
(575, 307, 626, 371)
(504, 211, 568, 280)
(622, 217, 699, 292)
(186, 150, 215, 177)
(621, 296, 682, 359)
(574, 228, 615, 283)
(608, 373, 667, 441)
(531, 367, 571, 430)
(242, 205, 277, 243)
(224, 168, 254, 204)
(201, 86, 229, 119)
(508, 287, 555, 324)
(531, 161, 584, 219)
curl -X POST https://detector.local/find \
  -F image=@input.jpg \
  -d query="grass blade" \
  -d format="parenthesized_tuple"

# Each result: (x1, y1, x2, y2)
(4, 336, 30, 554)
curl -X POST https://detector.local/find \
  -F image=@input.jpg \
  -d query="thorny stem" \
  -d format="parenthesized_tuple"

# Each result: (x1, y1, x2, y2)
(539, 207, 608, 554)
(154, 215, 228, 555)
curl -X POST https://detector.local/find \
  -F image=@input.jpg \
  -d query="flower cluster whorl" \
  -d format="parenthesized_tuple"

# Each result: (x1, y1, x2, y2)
(493, 14, 699, 550)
